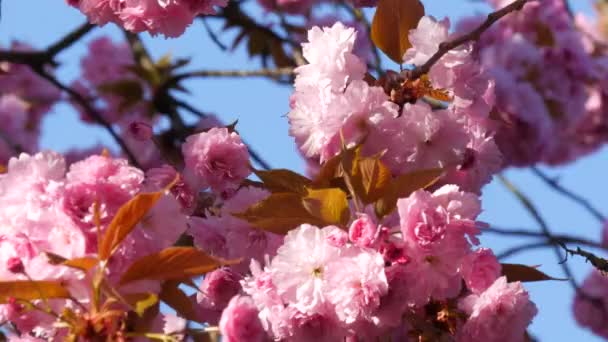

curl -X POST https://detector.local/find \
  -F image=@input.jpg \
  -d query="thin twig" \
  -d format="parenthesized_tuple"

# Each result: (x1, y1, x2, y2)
(171, 67, 294, 81)
(498, 174, 579, 290)
(531, 167, 605, 223)
(34, 69, 140, 167)
(408, 0, 531, 80)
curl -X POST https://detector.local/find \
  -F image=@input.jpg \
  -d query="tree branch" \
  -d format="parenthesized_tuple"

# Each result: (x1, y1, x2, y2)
(171, 67, 295, 82)
(408, 0, 531, 80)
(498, 174, 580, 289)
(531, 167, 605, 223)
(34, 69, 140, 167)
(0, 22, 94, 67)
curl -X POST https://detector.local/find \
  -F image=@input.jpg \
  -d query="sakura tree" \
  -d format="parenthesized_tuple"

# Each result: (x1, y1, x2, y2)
(0, 0, 607, 341)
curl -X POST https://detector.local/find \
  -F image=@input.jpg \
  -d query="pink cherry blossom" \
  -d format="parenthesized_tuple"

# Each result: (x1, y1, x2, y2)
(461, 248, 502, 294)
(182, 127, 251, 193)
(219, 295, 266, 342)
(458, 276, 538, 342)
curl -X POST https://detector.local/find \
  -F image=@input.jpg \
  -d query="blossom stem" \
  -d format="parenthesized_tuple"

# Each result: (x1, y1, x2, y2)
(408, 0, 532, 80)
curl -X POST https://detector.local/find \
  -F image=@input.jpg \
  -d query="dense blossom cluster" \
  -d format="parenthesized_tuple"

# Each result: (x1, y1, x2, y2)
(460, 0, 608, 166)
(0, 151, 188, 338)
(289, 20, 500, 194)
(4, 0, 608, 340)
(66, 0, 228, 37)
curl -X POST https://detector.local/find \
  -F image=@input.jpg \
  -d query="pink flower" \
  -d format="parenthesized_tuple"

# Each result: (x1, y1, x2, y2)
(69, 0, 228, 37)
(349, 214, 379, 247)
(397, 185, 482, 303)
(573, 271, 608, 338)
(219, 295, 266, 342)
(182, 127, 251, 193)
(461, 248, 501, 294)
(269, 224, 342, 314)
(458, 276, 537, 342)
(326, 248, 388, 324)
(162, 314, 187, 335)
(198, 268, 242, 310)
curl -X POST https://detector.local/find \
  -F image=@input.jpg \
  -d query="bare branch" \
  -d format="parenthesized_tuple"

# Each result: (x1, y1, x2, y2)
(531, 167, 605, 223)
(34, 69, 140, 167)
(498, 174, 580, 290)
(408, 0, 532, 80)
(172, 67, 295, 81)
(0, 22, 94, 67)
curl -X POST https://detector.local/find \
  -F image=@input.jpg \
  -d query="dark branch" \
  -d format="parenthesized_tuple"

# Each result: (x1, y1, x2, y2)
(531, 167, 605, 222)
(408, 0, 531, 80)
(34, 69, 140, 167)
(0, 22, 94, 67)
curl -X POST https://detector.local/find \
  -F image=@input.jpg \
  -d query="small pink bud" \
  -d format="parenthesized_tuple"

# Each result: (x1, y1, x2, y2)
(349, 214, 379, 247)
(128, 121, 153, 141)
(7, 257, 24, 274)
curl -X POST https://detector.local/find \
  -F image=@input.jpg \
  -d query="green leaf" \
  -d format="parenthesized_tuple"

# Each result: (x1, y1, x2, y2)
(501, 263, 567, 282)
(371, 0, 425, 64)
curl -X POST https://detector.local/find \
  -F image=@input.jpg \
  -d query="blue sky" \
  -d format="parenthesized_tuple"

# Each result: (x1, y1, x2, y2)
(1, 0, 606, 340)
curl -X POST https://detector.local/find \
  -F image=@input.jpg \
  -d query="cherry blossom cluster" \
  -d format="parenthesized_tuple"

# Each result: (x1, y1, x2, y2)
(289, 20, 500, 194)
(0, 150, 190, 339)
(210, 21, 537, 341)
(460, 0, 608, 166)
(0, 43, 60, 164)
(66, 0, 228, 37)
(222, 187, 537, 341)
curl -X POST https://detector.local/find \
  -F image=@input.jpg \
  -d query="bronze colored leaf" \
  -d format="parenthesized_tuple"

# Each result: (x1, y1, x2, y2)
(120, 247, 228, 285)
(254, 169, 312, 194)
(355, 157, 392, 204)
(160, 281, 202, 323)
(45, 253, 98, 272)
(371, 0, 425, 63)
(375, 168, 443, 218)
(0, 280, 70, 303)
(233, 193, 325, 234)
(124, 292, 159, 317)
(99, 191, 163, 260)
(501, 263, 567, 282)
(302, 188, 350, 227)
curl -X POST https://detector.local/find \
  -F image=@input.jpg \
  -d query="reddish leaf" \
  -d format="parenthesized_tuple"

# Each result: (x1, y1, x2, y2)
(501, 264, 567, 282)
(160, 281, 202, 323)
(371, 0, 425, 63)
(375, 168, 444, 218)
(354, 157, 392, 204)
(99, 191, 163, 260)
(120, 247, 228, 285)
(254, 169, 312, 194)
(46, 253, 98, 272)
(0, 280, 71, 303)
(302, 188, 350, 227)
(233, 193, 325, 234)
